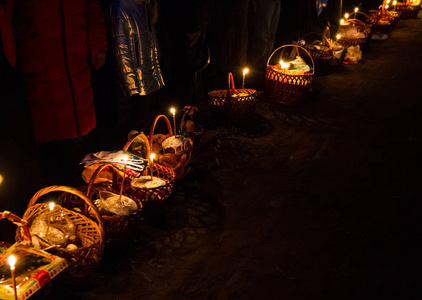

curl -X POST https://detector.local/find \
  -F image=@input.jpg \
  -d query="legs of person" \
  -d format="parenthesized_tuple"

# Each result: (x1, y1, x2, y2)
(250, 0, 281, 68)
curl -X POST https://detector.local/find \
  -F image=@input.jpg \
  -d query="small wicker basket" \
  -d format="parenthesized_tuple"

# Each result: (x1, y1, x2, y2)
(396, 2, 420, 19)
(302, 27, 333, 76)
(208, 72, 257, 121)
(16, 186, 105, 278)
(368, 9, 400, 32)
(142, 114, 193, 180)
(265, 44, 315, 105)
(337, 18, 371, 48)
(123, 129, 176, 201)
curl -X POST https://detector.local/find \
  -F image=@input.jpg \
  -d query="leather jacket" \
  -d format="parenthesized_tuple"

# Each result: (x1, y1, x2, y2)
(106, 0, 164, 97)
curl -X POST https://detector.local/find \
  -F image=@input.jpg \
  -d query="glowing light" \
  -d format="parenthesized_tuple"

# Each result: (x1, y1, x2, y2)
(150, 153, 156, 163)
(8, 255, 16, 269)
(340, 19, 345, 25)
(49, 202, 55, 211)
(344, 13, 349, 19)
(0, 174, 3, 185)
(355, 7, 359, 12)
(242, 68, 249, 89)
(279, 60, 290, 70)
(336, 34, 341, 40)
(385, 4, 389, 9)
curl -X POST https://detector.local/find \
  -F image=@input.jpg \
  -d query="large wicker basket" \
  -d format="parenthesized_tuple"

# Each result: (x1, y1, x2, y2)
(16, 186, 105, 278)
(302, 27, 333, 76)
(208, 72, 257, 122)
(265, 44, 315, 105)
(63, 163, 144, 244)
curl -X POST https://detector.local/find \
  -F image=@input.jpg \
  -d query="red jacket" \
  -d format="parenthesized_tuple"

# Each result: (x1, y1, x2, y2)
(12, 0, 107, 142)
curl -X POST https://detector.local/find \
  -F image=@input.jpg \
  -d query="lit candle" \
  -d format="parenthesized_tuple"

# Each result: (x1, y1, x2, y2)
(8, 255, 18, 300)
(354, 7, 359, 17)
(340, 18, 345, 25)
(149, 153, 156, 180)
(170, 107, 176, 135)
(242, 68, 249, 89)
(119, 155, 128, 202)
(385, 4, 389, 9)
(393, 0, 397, 9)
(336, 34, 341, 41)
(47, 202, 55, 235)
(344, 13, 349, 19)
(279, 60, 290, 72)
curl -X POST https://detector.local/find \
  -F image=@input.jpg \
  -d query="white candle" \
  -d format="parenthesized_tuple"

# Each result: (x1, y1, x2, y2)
(8, 255, 17, 300)
(170, 108, 176, 135)
(242, 68, 249, 89)
(47, 202, 55, 235)
(149, 153, 156, 180)
(119, 155, 128, 201)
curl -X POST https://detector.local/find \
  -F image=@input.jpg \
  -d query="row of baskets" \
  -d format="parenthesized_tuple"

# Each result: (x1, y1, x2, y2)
(0, 108, 204, 296)
(208, 4, 417, 110)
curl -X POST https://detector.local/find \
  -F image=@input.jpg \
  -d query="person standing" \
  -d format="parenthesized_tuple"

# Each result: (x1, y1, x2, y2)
(2, 0, 107, 185)
(102, 0, 165, 139)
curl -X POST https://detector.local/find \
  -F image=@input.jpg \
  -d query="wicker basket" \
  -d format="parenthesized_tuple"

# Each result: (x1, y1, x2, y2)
(265, 44, 315, 105)
(337, 18, 371, 48)
(302, 27, 333, 76)
(70, 163, 143, 244)
(368, 9, 400, 32)
(143, 114, 193, 180)
(208, 72, 257, 121)
(396, 2, 420, 18)
(123, 130, 176, 201)
(16, 186, 105, 278)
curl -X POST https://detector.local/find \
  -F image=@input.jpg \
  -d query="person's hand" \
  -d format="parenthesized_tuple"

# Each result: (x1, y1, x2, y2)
(90, 52, 106, 70)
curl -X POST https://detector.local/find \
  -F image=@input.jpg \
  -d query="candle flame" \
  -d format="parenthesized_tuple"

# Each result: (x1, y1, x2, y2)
(344, 13, 349, 19)
(336, 34, 341, 40)
(8, 255, 16, 268)
(170, 108, 176, 115)
(354, 7, 359, 12)
(150, 153, 156, 163)
(279, 60, 290, 69)
(393, 0, 397, 5)
(385, 4, 389, 9)
(49, 202, 55, 211)
(386, 0, 391, 3)
(340, 19, 345, 25)
(242, 68, 249, 76)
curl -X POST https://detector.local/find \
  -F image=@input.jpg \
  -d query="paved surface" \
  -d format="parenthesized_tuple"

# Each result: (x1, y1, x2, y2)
(1, 13, 422, 300)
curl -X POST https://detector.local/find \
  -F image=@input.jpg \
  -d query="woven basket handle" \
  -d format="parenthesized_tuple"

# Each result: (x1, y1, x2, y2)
(149, 114, 173, 147)
(122, 132, 151, 158)
(1, 211, 32, 246)
(86, 163, 119, 196)
(27, 186, 106, 243)
(266, 44, 315, 76)
(227, 72, 235, 99)
(301, 26, 331, 48)
(346, 18, 367, 29)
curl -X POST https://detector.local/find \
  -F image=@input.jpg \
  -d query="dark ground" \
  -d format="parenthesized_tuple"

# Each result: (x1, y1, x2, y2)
(1, 13, 422, 300)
